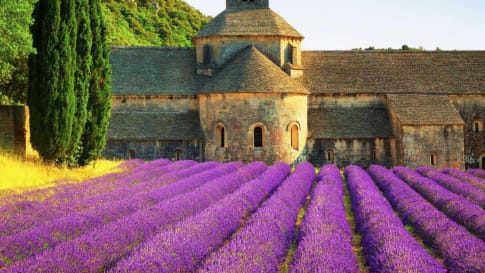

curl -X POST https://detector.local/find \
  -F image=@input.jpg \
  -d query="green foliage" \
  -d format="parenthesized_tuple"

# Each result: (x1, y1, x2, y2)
(0, 0, 37, 104)
(29, 0, 78, 161)
(101, 0, 211, 46)
(79, 0, 112, 166)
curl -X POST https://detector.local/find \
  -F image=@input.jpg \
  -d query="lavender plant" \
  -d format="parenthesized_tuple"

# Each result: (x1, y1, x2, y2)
(416, 167, 485, 208)
(197, 163, 315, 273)
(369, 165, 485, 273)
(0, 162, 219, 266)
(111, 162, 291, 273)
(289, 164, 358, 273)
(466, 168, 485, 180)
(394, 166, 485, 239)
(346, 165, 445, 273)
(444, 168, 485, 191)
(3, 162, 266, 273)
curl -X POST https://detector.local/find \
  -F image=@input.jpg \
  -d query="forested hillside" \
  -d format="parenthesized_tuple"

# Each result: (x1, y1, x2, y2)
(102, 0, 211, 46)
(0, 0, 210, 104)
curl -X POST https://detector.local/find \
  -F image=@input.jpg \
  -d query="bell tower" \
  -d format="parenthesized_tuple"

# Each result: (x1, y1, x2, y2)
(226, 0, 269, 9)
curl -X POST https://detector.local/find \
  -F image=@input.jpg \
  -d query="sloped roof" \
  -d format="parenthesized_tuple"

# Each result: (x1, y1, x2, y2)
(299, 51, 485, 95)
(110, 47, 205, 96)
(195, 8, 302, 38)
(107, 111, 204, 140)
(200, 46, 310, 95)
(309, 106, 394, 138)
(387, 94, 464, 125)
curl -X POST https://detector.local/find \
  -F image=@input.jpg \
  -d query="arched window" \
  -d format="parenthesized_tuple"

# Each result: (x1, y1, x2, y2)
(291, 124, 299, 150)
(129, 149, 135, 159)
(219, 126, 225, 148)
(473, 119, 483, 133)
(327, 149, 335, 163)
(254, 126, 263, 148)
(430, 153, 438, 167)
(480, 154, 485, 170)
(371, 148, 377, 161)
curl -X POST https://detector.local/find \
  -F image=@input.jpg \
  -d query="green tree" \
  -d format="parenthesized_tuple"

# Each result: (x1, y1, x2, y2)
(29, 0, 77, 161)
(79, 0, 112, 165)
(0, 0, 37, 104)
(68, 0, 93, 164)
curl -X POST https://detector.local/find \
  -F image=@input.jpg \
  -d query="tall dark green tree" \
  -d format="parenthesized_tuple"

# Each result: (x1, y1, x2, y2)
(67, 0, 93, 164)
(79, 0, 112, 165)
(29, 0, 77, 161)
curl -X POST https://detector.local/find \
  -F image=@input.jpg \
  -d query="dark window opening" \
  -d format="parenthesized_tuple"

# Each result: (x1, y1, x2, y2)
(475, 122, 480, 133)
(327, 149, 335, 163)
(220, 127, 225, 148)
(291, 125, 298, 150)
(129, 149, 135, 159)
(254, 126, 263, 148)
(430, 153, 437, 166)
(371, 149, 377, 161)
(482, 157, 485, 170)
(175, 150, 181, 161)
(203, 44, 211, 64)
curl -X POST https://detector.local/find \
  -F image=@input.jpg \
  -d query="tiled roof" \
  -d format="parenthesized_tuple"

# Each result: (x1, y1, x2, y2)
(107, 111, 203, 140)
(299, 51, 485, 95)
(200, 46, 310, 95)
(195, 8, 302, 38)
(309, 105, 394, 138)
(387, 94, 464, 125)
(110, 47, 205, 96)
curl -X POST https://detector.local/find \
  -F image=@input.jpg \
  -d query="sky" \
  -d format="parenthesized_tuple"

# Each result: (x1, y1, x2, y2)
(183, 0, 485, 50)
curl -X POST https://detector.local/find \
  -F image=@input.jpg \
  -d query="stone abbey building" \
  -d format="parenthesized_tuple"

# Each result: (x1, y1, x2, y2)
(104, 0, 485, 169)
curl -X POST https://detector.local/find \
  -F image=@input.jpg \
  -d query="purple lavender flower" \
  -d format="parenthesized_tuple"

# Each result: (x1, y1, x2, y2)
(289, 164, 358, 273)
(416, 167, 485, 208)
(396, 166, 485, 239)
(346, 165, 445, 273)
(444, 168, 485, 191)
(3, 162, 266, 273)
(466, 168, 485, 180)
(369, 165, 485, 273)
(197, 163, 315, 273)
(111, 163, 291, 273)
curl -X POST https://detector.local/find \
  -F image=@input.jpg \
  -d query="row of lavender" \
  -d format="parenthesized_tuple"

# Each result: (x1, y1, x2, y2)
(2, 160, 485, 272)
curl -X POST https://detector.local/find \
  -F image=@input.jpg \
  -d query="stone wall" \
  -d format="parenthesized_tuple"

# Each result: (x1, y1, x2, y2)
(400, 125, 464, 169)
(451, 95, 485, 168)
(104, 139, 203, 161)
(0, 106, 29, 155)
(307, 138, 395, 168)
(199, 93, 308, 164)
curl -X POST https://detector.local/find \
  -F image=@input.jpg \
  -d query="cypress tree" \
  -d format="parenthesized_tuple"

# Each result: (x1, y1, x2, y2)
(79, 0, 112, 165)
(29, 0, 77, 161)
(67, 0, 92, 165)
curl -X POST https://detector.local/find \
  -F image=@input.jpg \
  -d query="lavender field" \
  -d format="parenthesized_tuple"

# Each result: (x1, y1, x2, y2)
(1, 159, 485, 273)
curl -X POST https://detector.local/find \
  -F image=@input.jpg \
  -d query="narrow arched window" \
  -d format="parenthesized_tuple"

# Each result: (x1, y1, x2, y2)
(291, 124, 299, 150)
(481, 155, 485, 170)
(254, 126, 263, 148)
(175, 150, 181, 161)
(473, 120, 483, 133)
(220, 126, 225, 148)
(327, 149, 335, 163)
(430, 153, 438, 167)
(129, 149, 135, 159)
(371, 148, 377, 161)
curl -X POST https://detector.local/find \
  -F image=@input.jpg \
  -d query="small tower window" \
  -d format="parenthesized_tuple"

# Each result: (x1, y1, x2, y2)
(175, 150, 181, 161)
(430, 153, 438, 167)
(254, 126, 263, 148)
(203, 44, 212, 64)
(327, 149, 335, 163)
(473, 119, 483, 133)
(481, 154, 485, 169)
